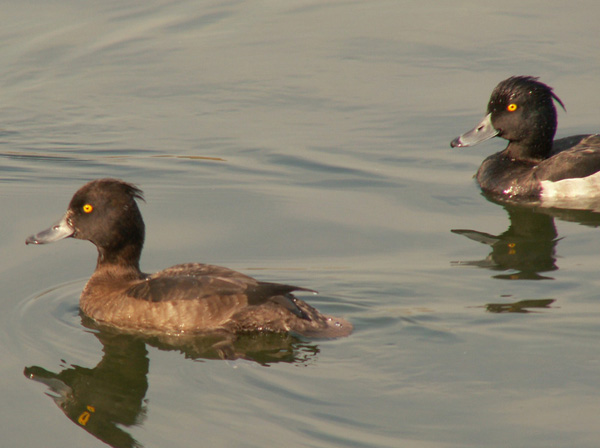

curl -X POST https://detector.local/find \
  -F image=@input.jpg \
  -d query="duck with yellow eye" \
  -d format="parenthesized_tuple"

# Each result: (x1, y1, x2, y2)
(451, 76, 600, 202)
(25, 179, 353, 337)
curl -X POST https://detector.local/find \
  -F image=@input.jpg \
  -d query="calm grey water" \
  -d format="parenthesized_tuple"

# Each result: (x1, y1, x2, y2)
(3, 1, 600, 447)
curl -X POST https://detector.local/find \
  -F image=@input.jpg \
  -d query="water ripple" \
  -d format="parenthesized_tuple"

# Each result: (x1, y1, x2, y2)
(9, 279, 96, 363)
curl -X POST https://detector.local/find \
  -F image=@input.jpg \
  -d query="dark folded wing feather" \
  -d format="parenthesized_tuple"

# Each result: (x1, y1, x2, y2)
(126, 263, 316, 320)
(126, 275, 249, 303)
(544, 135, 600, 181)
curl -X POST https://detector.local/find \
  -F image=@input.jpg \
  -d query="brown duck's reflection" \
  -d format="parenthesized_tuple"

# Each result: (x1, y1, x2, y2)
(24, 320, 320, 448)
(452, 199, 600, 280)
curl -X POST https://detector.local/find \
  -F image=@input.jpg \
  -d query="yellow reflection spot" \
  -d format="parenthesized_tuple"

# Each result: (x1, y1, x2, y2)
(78, 411, 90, 426)
(77, 405, 96, 426)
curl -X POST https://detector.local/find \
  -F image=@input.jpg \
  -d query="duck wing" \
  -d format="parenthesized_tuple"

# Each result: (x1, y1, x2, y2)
(126, 275, 251, 303)
(539, 134, 600, 181)
(126, 263, 314, 319)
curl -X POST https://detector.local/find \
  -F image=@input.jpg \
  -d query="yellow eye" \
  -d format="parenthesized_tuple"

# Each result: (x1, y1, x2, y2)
(83, 204, 93, 213)
(507, 103, 518, 112)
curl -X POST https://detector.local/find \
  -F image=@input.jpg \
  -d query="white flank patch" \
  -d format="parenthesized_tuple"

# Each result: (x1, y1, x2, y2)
(541, 171, 600, 209)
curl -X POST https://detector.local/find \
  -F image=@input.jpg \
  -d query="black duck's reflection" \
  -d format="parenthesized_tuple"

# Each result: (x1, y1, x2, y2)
(452, 203, 560, 280)
(24, 319, 320, 448)
(452, 196, 600, 281)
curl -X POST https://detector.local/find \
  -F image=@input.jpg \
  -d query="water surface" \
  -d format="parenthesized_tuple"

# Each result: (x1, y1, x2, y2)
(3, 1, 600, 447)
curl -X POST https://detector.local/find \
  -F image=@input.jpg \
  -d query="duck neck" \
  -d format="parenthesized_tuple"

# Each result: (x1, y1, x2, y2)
(504, 112, 556, 161)
(96, 243, 143, 272)
(94, 210, 145, 272)
(504, 137, 553, 162)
